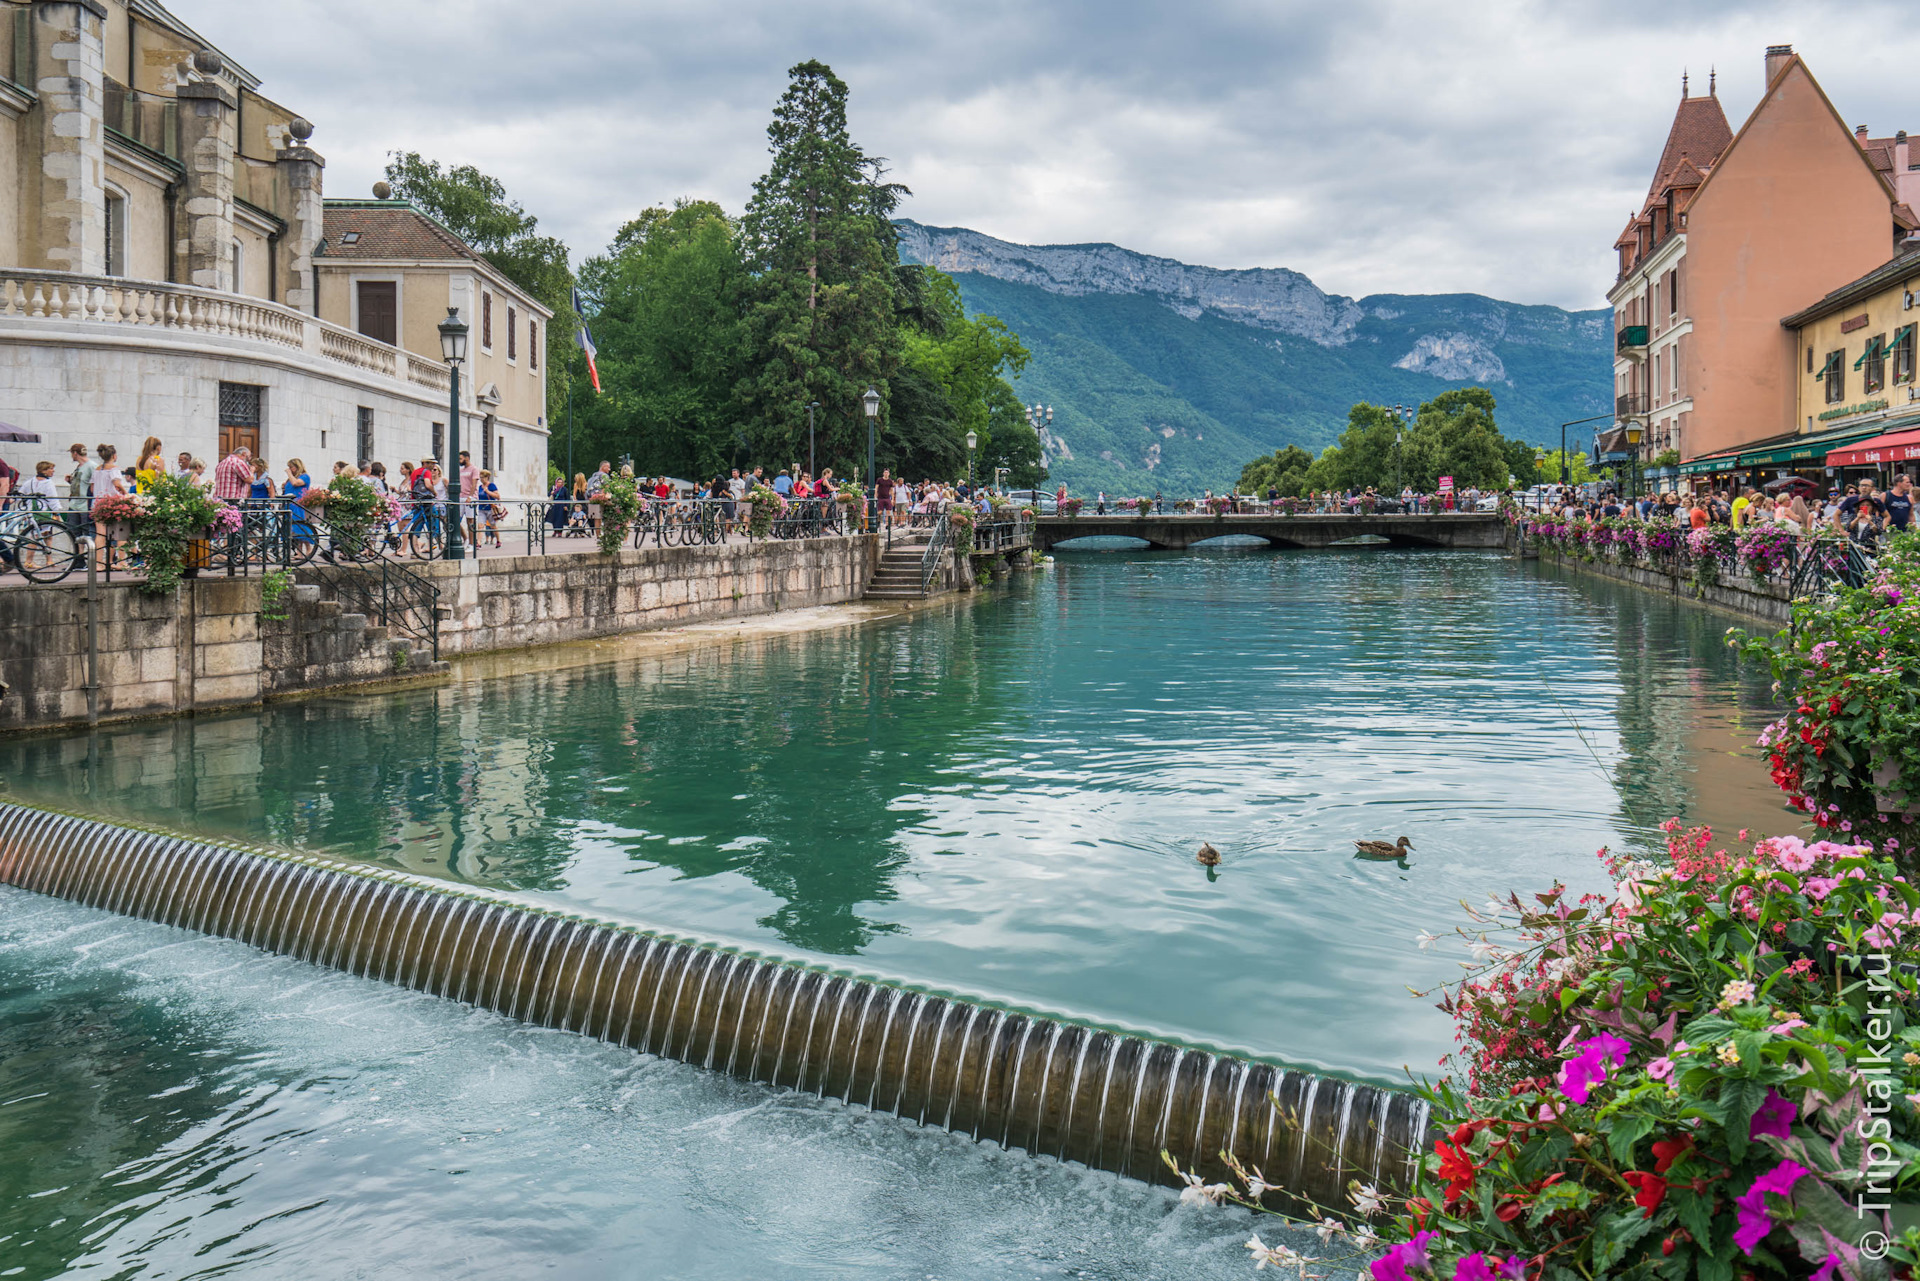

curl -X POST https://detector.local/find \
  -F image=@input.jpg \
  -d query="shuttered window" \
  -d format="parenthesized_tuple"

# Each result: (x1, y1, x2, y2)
(530, 319, 538, 369)
(482, 293, 493, 349)
(508, 306, 517, 360)
(356, 281, 397, 346)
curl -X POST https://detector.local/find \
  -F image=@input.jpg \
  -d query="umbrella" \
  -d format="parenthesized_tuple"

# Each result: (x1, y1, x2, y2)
(0, 423, 41, 443)
(1762, 476, 1816, 494)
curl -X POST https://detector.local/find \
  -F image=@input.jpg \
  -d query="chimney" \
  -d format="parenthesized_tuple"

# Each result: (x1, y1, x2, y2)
(1857, 125, 1870, 147)
(1764, 44, 1793, 85)
(1897, 130, 1910, 175)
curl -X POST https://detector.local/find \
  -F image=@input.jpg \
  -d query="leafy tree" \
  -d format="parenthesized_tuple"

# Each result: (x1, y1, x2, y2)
(1238, 444, 1314, 494)
(569, 200, 748, 480)
(899, 268, 1032, 485)
(382, 152, 575, 423)
(735, 60, 905, 479)
(1232, 388, 1533, 495)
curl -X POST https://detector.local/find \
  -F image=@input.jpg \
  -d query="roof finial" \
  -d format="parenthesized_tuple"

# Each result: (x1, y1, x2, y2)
(1682, 69, 1689, 98)
(1708, 67, 1716, 96)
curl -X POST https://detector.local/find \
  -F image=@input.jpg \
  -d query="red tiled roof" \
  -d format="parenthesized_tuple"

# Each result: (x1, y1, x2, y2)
(1646, 95, 1733, 204)
(320, 202, 487, 265)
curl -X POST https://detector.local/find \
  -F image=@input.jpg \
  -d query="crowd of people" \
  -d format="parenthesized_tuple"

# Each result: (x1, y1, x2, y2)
(1532, 476, 1915, 551)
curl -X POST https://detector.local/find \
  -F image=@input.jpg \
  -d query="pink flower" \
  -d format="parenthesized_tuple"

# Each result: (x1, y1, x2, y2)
(1768, 1018, 1809, 1035)
(1749, 1089, 1795, 1140)
(1647, 1056, 1676, 1082)
(1454, 1254, 1524, 1281)
(1558, 1032, 1630, 1105)
(1372, 1230, 1438, 1281)
(1735, 1160, 1809, 1252)
(1812, 1255, 1842, 1281)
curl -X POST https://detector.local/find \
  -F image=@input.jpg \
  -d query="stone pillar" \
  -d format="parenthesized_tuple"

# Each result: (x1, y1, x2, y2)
(277, 117, 325, 312)
(33, 0, 108, 275)
(175, 53, 237, 293)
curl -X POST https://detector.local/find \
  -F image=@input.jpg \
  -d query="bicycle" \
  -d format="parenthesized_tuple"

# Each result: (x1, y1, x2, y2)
(0, 505, 83, 583)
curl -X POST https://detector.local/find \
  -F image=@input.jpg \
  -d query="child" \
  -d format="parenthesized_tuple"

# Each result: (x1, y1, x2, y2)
(21, 461, 60, 509)
(479, 470, 503, 547)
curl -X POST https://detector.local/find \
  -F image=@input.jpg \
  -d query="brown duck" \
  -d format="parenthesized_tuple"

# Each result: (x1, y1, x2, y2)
(1353, 836, 1413, 861)
(1196, 843, 1222, 867)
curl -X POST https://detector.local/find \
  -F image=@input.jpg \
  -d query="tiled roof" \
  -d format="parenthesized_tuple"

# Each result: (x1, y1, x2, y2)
(1646, 95, 1733, 204)
(319, 202, 487, 265)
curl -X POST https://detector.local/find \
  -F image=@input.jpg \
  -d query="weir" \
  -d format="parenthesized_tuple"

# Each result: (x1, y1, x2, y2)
(0, 801, 1430, 1212)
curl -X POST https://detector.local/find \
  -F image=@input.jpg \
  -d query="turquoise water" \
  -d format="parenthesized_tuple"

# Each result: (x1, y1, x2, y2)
(0, 551, 1782, 1084)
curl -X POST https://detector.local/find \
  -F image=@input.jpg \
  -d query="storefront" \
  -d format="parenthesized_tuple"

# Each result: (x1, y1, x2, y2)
(1824, 420, 1920, 483)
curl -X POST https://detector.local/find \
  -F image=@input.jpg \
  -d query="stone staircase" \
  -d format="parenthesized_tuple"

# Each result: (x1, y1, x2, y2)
(864, 535, 934, 600)
(262, 584, 450, 692)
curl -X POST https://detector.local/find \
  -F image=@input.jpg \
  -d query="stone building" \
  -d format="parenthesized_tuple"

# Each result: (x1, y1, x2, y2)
(0, 0, 549, 494)
(1610, 46, 1916, 489)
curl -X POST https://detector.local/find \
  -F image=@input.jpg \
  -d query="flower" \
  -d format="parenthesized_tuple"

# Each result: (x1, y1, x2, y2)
(1646, 1056, 1675, 1082)
(1415, 930, 1441, 950)
(1717, 1042, 1741, 1066)
(1556, 1032, 1630, 1104)
(1651, 1135, 1693, 1174)
(1314, 1218, 1343, 1243)
(1621, 1170, 1668, 1218)
(1767, 1017, 1809, 1035)
(1734, 1160, 1809, 1252)
(1749, 1089, 1795, 1140)
(1468, 937, 1505, 964)
(1435, 1136, 1477, 1204)
(1176, 1171, 1231, 1207)
(1349, 1182, 1386, 1217)
(1812, 1255, 1842, 1281)
(1718, 978, 1756, 1009)
(1453, 1253, 1523, 1281)
(1370, 1230, 1438, 1281)
(1246, 1234, 1309, 1272)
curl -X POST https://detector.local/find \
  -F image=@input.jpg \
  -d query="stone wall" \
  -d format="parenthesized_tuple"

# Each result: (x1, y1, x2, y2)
(1531, 545, 1792, 627)
(0, 534, 880, 731)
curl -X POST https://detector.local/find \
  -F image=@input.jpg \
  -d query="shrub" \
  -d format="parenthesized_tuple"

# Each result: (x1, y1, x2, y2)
(593, 475, 641, 554)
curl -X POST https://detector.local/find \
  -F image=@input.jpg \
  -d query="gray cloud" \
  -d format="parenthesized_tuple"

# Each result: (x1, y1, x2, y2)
(186, 0, 1919, 309)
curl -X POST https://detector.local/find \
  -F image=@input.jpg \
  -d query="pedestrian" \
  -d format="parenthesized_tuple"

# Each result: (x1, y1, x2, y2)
(479, 469, 502, 548)
(457, 449, 480, 547)
(174, 450, 194, 480)
(284, 459, 316, 555)
(21, 460, 58, 509)
(133, 436, 165, 490)
(63, 443, 94, 540)
(1887, 474, 1913, 533)
(91, 443, 127, 570)
(773, 469, 793, 497)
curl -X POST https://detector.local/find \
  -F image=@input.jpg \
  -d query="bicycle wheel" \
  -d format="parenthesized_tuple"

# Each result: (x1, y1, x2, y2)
(16, 520, 80, 583)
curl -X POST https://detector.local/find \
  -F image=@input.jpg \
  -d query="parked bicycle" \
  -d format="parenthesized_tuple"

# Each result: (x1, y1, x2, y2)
(0, 504, 83, 583)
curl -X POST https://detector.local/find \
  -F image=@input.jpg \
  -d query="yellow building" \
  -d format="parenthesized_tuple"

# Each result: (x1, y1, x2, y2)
(1, 0, 548, 495)
(1781, 244, 1920, 482)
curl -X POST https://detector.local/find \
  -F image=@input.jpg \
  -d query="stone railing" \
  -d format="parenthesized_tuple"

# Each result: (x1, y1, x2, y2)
(0, 268, 450, 401)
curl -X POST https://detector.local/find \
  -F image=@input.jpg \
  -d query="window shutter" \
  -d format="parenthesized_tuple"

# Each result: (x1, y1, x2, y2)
(482, 293, 492, 348)
(508, 307, 517, 359)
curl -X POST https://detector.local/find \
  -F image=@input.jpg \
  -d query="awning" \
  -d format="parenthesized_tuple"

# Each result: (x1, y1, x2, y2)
(1826, 427, 1920, 468)
(1737, 421, 1897, 468)
(1853, 336, 1886, 370)
(1679, 451, 1741, 475)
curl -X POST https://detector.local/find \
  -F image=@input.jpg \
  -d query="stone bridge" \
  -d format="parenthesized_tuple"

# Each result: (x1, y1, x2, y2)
(1033, 512, 1509, 552)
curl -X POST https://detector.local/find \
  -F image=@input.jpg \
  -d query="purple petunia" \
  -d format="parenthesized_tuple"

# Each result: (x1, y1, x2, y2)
(1557, 1032, 1630, 1105)
(1734, 1160, 1809, 1253)
(1750, 1089, 1796, 1141)
(1372, 1231, 1439, 1281)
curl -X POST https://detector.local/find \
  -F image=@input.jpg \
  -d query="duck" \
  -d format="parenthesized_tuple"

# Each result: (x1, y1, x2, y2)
(1353, 836, 1414, 861)
(1196, 843, 1221, 867)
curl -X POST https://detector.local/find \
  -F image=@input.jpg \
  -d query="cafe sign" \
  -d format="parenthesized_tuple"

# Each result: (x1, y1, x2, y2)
(1817, 398, 1888, 423)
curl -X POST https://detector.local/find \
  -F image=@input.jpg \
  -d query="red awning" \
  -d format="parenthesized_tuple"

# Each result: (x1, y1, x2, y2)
(1826, 427, 1920, 468)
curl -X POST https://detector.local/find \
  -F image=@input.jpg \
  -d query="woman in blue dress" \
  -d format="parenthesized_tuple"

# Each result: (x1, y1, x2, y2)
(283, 458, 315, 553)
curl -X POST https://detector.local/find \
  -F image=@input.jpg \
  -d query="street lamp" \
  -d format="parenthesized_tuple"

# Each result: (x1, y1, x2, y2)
(807, 400, 819, 478)
(1558, 412, 1616, 490)
(1624, 420, 1645, 500)
(437, 306, 469, 561)
(862, 387, 880, 524)
(965, 428, 977, 489)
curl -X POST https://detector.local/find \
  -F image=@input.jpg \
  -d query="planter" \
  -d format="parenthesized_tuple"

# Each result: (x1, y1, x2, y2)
(184, 538, 212, 571)
(101, 520, 133, 544)
(1873, 762, 1920, 815)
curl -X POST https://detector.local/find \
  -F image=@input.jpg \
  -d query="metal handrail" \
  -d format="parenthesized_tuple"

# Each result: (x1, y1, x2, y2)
(919, 513, 951, 595)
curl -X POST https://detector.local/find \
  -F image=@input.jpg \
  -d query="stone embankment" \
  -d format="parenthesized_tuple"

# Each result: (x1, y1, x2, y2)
(0, 535, 878, 731)
(1525, 541, 1792, 626)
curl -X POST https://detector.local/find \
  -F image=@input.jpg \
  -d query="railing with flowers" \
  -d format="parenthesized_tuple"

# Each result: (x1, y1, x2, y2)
(1516, 510, 1874, 601)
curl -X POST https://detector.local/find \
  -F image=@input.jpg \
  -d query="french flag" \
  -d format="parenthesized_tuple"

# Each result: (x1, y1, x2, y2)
(572, 287, 601, 393)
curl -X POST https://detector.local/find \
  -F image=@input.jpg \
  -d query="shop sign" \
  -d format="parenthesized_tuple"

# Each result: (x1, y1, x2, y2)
(1841, 314, 1871, 334)
(1438, 475, 1453, 492)
(1817, 398, 1888, 423)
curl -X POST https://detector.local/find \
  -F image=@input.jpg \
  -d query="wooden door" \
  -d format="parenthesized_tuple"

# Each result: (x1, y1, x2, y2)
(356, 281, 397, 346)
(219, 424, 259, 458)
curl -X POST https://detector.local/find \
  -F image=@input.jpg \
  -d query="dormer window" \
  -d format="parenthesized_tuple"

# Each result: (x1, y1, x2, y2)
(340, 231, 360, 246)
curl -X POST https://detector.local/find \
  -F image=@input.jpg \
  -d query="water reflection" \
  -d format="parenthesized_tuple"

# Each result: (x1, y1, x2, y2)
(0, 551, 1786, 1076)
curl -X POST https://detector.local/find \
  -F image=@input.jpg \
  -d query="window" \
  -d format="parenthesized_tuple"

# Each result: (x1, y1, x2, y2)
(1861, 335, 1888, 394)
(507, 306, 517, 360)
(482, 293, 492, 349)
(339, 231, 360, 246)
(1807, 345, 1815, 374)
(357, 407, 374, 464)
(1893, 325, 1916, 385)
(1667, 270, 1678, 317)
(232, 239, 244, 294)
(104, 187, 127, 277)
(356, 281, 397, 345)
(1822, 351, 1846, 404)
(1671, 346, 1679, 392)
(431, 422, 444, 460)
(530, 320, 538, 369)
(482, 414, 495, 470)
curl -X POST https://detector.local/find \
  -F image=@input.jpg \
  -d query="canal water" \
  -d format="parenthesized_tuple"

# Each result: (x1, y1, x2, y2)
(0, 549, 1783, 1276)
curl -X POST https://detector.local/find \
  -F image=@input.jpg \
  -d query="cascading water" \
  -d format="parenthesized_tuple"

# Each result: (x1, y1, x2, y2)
(0, 802, 1431, 1210)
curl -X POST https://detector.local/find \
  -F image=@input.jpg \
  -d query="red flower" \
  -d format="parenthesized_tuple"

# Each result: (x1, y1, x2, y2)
(1651, 1136, 1693, 1175)
(1621, 1170, 1668, 1218)
(1435, 1137, 1478, 1204)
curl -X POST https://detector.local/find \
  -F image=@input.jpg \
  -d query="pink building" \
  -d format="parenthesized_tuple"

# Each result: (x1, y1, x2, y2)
(1609, 47, 1916, 487)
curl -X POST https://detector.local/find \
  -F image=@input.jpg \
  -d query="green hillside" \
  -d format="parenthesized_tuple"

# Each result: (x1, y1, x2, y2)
(925, 266, 1612, 496)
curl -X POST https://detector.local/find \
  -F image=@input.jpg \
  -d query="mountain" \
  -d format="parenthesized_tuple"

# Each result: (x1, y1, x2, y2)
(895, 221, 1612, 494)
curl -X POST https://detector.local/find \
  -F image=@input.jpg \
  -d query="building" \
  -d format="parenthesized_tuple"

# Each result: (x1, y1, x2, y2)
(0, 0, 548, 493)
(1781, 245, 1920, 485)
(1610, 46, 1915, 490)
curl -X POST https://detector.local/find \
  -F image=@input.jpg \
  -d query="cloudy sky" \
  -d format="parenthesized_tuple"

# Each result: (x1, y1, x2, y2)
(185, 0, 1917, 311)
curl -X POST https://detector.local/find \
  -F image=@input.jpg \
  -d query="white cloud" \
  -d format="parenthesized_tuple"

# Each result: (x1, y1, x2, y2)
(182, 0, 1919, 309)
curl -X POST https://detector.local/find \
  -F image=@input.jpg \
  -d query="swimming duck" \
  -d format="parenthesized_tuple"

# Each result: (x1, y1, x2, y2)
(1196, 843, 1221, 867)
(1353, 836, 1413, 861)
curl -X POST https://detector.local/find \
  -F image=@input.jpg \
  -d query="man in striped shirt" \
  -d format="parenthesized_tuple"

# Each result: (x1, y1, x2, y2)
(213, 446, 253, 501)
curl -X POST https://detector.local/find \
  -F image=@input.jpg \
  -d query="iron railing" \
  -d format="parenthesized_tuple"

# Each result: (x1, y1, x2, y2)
(299, 554, 442, 662)
(919, 513, 952, 595)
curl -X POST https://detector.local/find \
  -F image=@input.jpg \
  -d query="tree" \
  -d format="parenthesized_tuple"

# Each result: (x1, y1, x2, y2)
(1238, 445, 1313, 495)
(568, 200, 748, 480)
(1231, 388, 1537, 496)
(899, 267, 1032, 484)
(383, 152, 576, 424)
(735, 61, 905, 479)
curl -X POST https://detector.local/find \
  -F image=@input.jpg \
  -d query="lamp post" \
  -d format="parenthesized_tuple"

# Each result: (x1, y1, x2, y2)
(862, 387, 880, 524)
(966, 429, 977, 490)
(437, 307, 468, 560)
(807, 400, 819, 479)
(1624, 421, 1645, 500)
(1024, 403, 1052, 496)
(1558, 412, 1616, 490)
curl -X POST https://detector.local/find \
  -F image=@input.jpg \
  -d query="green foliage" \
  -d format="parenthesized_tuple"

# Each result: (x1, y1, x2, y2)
(259, 568, 294, 622)
(571, 200, 748, 479)
(734, 60, 904, 478)
(131, 472, 231, 594)
(592, 475, 641, 554)
(319, 472, 384, 551)
(383, 151, 576, 425)
(1233, 391, 1530, 496)
(1536, 448, 1597, 486)
(1733, 529, 1920, 826)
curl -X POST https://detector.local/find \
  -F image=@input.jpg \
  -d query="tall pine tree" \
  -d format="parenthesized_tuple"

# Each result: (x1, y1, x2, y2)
(736, 61, 904, 478)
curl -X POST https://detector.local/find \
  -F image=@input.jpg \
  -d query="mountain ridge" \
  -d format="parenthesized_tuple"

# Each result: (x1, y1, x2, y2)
(895, 220, 1611, 493)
